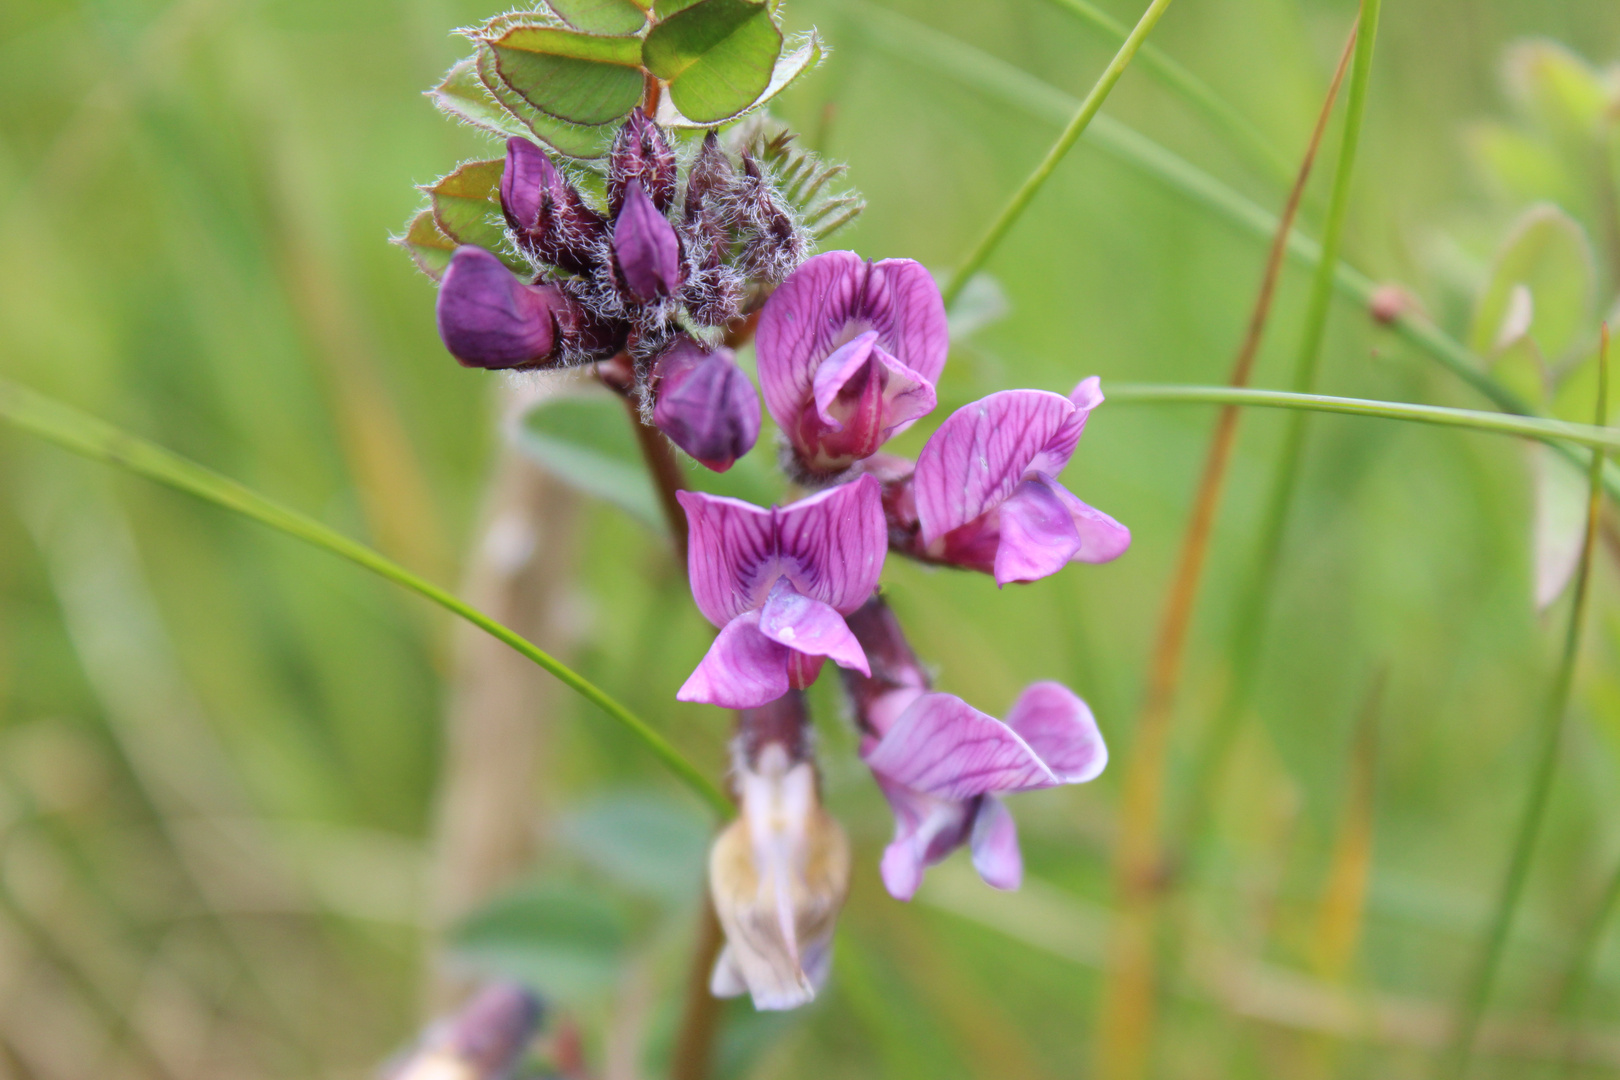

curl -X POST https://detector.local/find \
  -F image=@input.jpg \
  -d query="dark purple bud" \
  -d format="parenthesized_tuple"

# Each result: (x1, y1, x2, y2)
(738, 153, 806, 283)
(501, 137, 606, 277)
(683, 132, 737, 226)
(841, 595, 931, 739)
(436, 246, 568, 370)
(386, 981, 542, 1080)
(609, 108, 677, 219)
(555, 280, 633, 363)
(613, 180, 683, 302)
(652, 337, 761, 472)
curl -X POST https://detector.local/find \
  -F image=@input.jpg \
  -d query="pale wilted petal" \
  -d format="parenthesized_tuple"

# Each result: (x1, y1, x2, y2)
(969, 797, 1022, 891)
(1003, 681, 1107, 784)
(387, 982, 541, 1080)
(436, 246, 564, 370)
(709, 743, 850, 1011)
(863, 691, 1059, 801)
(677, 612, 790, 709)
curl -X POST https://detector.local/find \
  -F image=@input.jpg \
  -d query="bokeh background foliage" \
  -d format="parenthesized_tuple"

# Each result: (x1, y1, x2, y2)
(2, 0, 1620, 1077)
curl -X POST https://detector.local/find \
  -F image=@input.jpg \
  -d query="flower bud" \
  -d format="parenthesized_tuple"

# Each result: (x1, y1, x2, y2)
(501, 137, 606, 277)
(652, 338, 761, 472)
(709, 692, 850, 1011)
(609, 108, 677, 219)
(737, 153, 806, 284)
(613, 180, 684, 303)
(386, 982, 541, 1080)
(436, 246, 572, 370)
(683, 132, 737, 227)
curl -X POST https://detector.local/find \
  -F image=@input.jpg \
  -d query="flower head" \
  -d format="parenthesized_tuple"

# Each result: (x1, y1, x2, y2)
(756, 252, 948, 479)
(651, 337, 761, 472)
(843, 597, 1107, 900)
(710, 691, 850, 1011)
(677, 476, 886, 708)
(907, 377, 1131, 585)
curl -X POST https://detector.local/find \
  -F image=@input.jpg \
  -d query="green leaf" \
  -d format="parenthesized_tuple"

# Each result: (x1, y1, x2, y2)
(474, 45, 619, 159)
(558, 790, 711, 903)
(546, 0, 647, 34)
(451, 879, 629, 1001)
(643, 0, 782, 124)
(1504, 40, 1610, 138)
(1467, 121, 1576, 208)
(487, 24, 646, 126)
(516, 392, 661, 527)
(1468, 204, 1595, 365)
(394, 210, 457, 279)
(424, 159, 509, 253)
(653, 0, 705, 17)
(430, 57, 533, 140)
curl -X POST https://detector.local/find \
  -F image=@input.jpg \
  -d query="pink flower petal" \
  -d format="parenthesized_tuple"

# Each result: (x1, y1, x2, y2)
(1003, 681, 1107, 784)
(676, 613, 790, 709)
(914, 389, 1079, 544)
(871, 771, 974, 902)
(1029, 375, 1106, 477)
(969, 796, 1023, 891)
(864, 692, 1058, 801)
(770, 474, 887, 613)
(992, 475, 1086, 586)
(757, 580, 869, 676)
(678, 491, 778, 626)
(810, 332, 938, 437)
(756, 252, 948, 436)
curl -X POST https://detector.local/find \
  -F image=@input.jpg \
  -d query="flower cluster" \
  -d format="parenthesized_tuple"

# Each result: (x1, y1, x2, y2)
(426, 109, 1130, 1012)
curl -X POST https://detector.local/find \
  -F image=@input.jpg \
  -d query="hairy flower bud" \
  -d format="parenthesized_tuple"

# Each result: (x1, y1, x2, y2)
(652, 338, 761, 472)
(710, 692, 850, 1011)
(436, 246, 573, 370)
(683, 132, 738, 227)
(737, 153, 806, 283)
(609, 108, 677, 219)
(613, 180, 684, 303)
(386, 982, 541, 1080)
(501, 137, 606, 277)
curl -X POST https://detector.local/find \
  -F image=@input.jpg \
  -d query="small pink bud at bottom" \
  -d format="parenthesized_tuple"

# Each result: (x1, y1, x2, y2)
(1369, 283, 1418, 325)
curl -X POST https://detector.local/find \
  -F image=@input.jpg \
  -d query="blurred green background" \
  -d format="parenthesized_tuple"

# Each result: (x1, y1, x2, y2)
(3, 0, 1620, 1076)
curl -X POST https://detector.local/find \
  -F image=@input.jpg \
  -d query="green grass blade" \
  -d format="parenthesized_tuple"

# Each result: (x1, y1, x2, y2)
(0, 377, 732, 818)
(941, 0, 1179, 306)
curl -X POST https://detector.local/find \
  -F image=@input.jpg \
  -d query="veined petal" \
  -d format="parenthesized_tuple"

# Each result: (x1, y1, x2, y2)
(969, 797, 1023, 891)
(1029, 375, 1106, 477)
(914, 389, 1079, 544)
(676, 614, 790, 709)
(436, 246, 563, 370)
(678, 491, 778, 625)
(871, 771, 975, 902)
(1003, 681, 1107, 784)
(992, 476, 1085, 586)
(757, 580, 869, 676)
(810, 332, 938, 438)
(772, 475, 887, 613)
(1039, 472, 1132, 565)
(756, 252, 948, 436)
(864, 692, 1058, 801)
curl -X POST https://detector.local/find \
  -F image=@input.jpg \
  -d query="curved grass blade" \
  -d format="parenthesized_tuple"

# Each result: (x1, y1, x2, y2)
(0, 377, 732, 818)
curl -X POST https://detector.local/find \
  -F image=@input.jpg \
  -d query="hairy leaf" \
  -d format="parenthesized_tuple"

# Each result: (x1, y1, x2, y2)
(475, 44, 618, 159)
(488, 24, 647, 126)
(643, 0, 782, 124)
(395, 210, 457, 279)
(430, 57, 532, 140)
(424, 159, 508, 253)
(546, 0, 648, 34)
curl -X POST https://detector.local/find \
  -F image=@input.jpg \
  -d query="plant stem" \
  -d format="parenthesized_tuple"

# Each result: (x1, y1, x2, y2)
(1038, 0, 1293, 185)
(1093, 27, 1357, 1079)
(0, 376, 732, 818)
(1441, 325, 1609, 1080)
(624, 394, 691, 562)
(669, 901, 727, 1080)
(942, 0, 1178, 306)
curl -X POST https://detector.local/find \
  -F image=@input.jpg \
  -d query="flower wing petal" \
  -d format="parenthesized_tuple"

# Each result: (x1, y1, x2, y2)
(991, 475, 1086, 586)
(757, 581, 869, 675)
(772, 475, 887, 613)
(756, 251, 868, 431)
(914, 390, 1078, 543)
(1003, 681, 1108, 784)
(676, 613, 790, 709)
(865, 692, 1058, 800)
(1040, 472, 1132, 564)
(870, 771, 974, 902)
(969, 796, 1023, 891)
(678, 490, 779, 625)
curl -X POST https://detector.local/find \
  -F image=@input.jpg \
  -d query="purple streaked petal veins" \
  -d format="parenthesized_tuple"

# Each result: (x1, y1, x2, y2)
(871, 770, 975, 901)
(757, 580, 869, 676)
(677, 491, 776, 626)
(969, 796, 1023, 891)
(864, 692, 1059, 801)
(810, 332, 938, 436)
(914, 389, 1080, 544)
(435, 246, 563, 369)
(1003, 681, 1107, 784)
(613, 180, 683, 302)
(1029, 375, 1106, 478)
(676, 612, 792, 709)
(770, 474, 886, 613)
(755, 252, 949, 438)
(652, 339, 761, 472)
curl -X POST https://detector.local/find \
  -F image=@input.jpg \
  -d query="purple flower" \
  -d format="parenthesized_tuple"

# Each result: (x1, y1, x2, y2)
(676, 476, 887, 709)
(910, 377, 1131, 585)
(614, 179, 684, 303)
(436, 246, 573, 370)
(652, 337, 761, 472)
(756, 252, 948, 478)
(501, 136, 605, 277)
(386, 981, 541, 1080)
(843, 598, 1107, 900)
